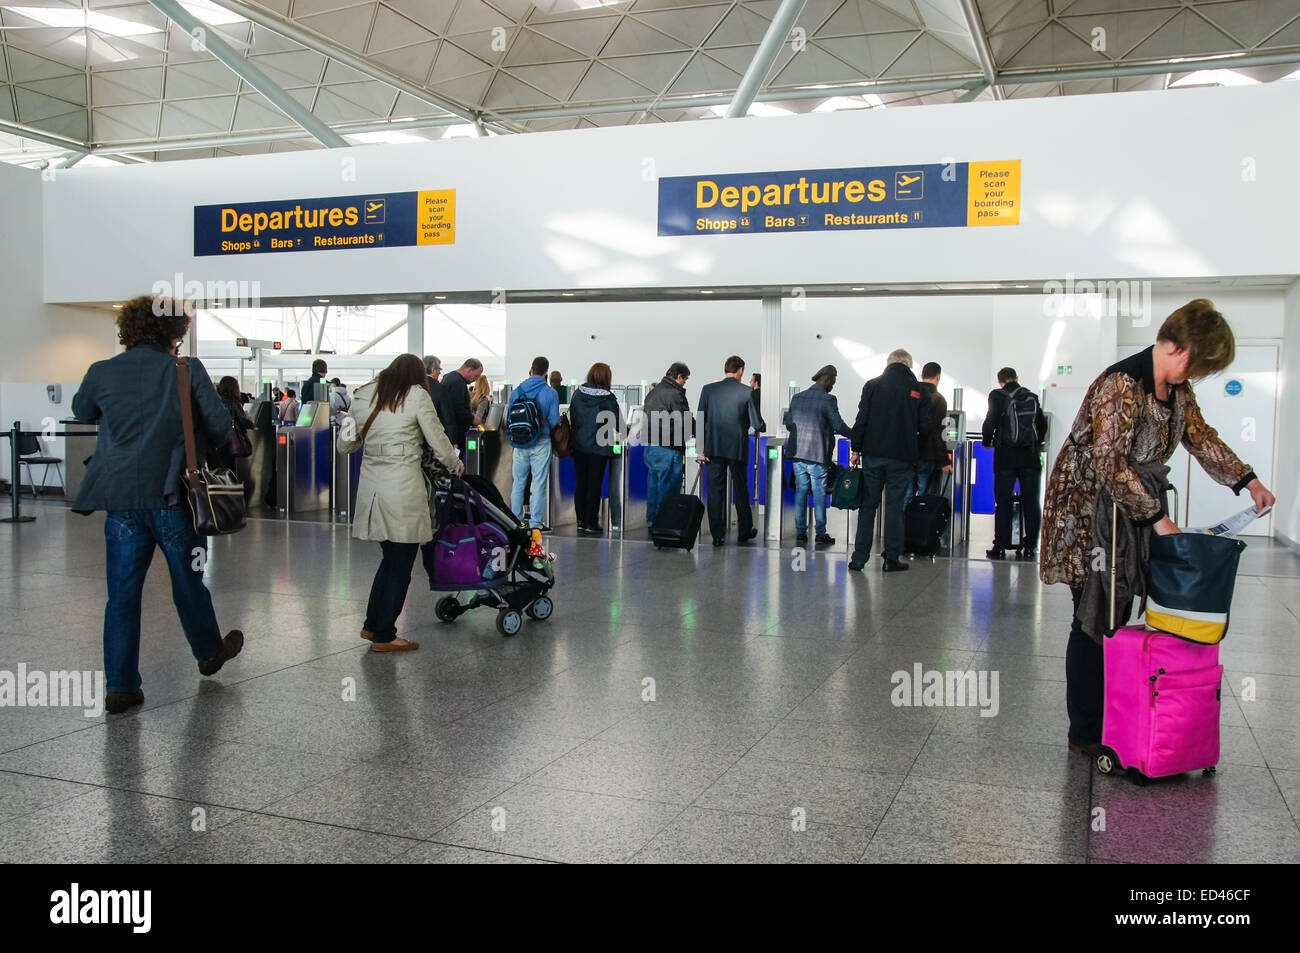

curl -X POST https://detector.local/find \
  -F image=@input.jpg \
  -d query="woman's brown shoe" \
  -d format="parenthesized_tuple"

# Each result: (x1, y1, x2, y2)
(360, 629, 375, 641)
(370, 637, 419, 653)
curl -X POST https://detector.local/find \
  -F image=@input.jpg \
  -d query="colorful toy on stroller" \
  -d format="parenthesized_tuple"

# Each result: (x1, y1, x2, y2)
(425, 473, 555, 636)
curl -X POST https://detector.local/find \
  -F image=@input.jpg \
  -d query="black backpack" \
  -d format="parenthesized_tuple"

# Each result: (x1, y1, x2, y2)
(506, 391, 543, 446)
(1000, 386, 1041, 449)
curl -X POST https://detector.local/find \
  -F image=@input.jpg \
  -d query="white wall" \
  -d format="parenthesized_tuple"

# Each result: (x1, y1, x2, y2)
(506, 300, 760, 406)
(1118, 291, 1285, 346)
(1278, 280, 1300, 550)
(41, 81, 1300, 304)
(0, 162, 118, 483)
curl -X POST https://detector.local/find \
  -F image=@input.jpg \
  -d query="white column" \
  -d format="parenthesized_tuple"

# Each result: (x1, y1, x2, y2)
(760, 295, 782, 432)
(407, 303, 423, 357)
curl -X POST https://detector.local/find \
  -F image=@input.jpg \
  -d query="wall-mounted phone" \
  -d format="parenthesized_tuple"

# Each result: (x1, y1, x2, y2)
(47, 384, 62, 404)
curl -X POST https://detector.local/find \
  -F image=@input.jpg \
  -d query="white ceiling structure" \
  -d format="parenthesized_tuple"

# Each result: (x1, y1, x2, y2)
(1, 0, 1298, 167)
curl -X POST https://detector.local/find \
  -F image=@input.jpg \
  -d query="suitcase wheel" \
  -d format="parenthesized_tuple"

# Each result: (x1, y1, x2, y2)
(1126, 767, 1149, 787)
(1203, 766, 1216, 776)
(1096, 751, 1115, 775)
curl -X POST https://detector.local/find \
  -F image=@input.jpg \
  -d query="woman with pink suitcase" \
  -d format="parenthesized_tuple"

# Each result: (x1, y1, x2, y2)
(1039, 299, 1275, 775)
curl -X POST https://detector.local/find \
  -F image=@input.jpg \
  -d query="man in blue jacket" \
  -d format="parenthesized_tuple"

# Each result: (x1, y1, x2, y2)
(72, 295, 245, 714)
(507, 356, 561, 529)
(848, 349, 923, 573)
(784, 364, 852, 547)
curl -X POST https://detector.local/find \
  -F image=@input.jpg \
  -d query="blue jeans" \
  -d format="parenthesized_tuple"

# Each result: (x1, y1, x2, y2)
(851, 456, 914, 564)
(905, 462, 945, 504)
(511, 441, 552, 528)
(792, 461, 828, 536)
(644, 445, 683, 527)
(103, 509, 224, 692)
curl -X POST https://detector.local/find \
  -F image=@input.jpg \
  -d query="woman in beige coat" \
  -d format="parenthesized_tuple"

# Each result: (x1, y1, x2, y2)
(337, 353, 461, 652)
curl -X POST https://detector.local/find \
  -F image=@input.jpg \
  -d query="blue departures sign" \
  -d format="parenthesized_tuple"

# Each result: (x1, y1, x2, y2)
(193, 190, 456, 256)
(657, 160, 1020, 236)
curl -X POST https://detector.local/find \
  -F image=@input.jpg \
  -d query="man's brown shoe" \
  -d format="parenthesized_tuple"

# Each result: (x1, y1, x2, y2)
(198, 630, 244, 676)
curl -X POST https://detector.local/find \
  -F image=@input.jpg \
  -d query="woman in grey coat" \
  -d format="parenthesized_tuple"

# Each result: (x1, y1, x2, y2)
(337, 353, 461, 652)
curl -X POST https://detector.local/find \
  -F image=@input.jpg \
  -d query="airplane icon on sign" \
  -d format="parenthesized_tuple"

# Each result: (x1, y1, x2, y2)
(364, 198, 386, 224)
(894, 171, 923, 200)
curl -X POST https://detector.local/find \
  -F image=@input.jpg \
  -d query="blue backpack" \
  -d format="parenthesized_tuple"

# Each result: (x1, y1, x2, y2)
(506, 391, 542, 446)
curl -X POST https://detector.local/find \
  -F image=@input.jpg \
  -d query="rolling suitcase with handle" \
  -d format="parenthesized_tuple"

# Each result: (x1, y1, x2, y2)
(903, 472, 951, 560)
(1096, 489, 1226, 785)
(651, 471, 705, 551)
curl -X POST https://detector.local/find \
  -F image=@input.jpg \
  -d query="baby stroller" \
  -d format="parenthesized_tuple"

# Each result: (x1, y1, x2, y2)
(425, 473, 556, 636)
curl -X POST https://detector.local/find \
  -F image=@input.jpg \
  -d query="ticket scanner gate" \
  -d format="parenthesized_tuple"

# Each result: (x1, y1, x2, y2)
(276, 401, 331, 517)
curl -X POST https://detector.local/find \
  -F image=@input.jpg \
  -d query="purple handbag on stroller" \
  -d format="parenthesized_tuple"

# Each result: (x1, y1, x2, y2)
(430, 479, 511, 587)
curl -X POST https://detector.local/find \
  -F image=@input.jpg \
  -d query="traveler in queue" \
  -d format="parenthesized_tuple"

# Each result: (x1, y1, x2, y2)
(848, 349, 924, 573)
(550, 370, 569, 405)
(908, 361, 952, 504)
(470, 375, 493, 428)
(216, 375, 254, 471)
(424, 355, 455, 441)
(301, 358, 328, 403)
(784, 364, 852, 547)
(697, 355, 764, 547)
(440, 358, 483, 450)
(71, 295, 245, 715)
(642, 362, 692, 533)
(983, 367, 1048, 560)
(329, 377, 351, 415)
(1040, 300, 1274, 758)
(507, 356, 561, 530)
(337, 353, 462, 653)
(280, 388, 299, 424)
(570, 362, 621, 535)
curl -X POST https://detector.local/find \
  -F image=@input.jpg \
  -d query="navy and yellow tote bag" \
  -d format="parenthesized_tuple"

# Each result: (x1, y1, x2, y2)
(1145, 533, 1247, 644)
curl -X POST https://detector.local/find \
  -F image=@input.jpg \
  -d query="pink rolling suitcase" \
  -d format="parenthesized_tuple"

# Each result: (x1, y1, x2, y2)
(1096, 494, 1223, 785)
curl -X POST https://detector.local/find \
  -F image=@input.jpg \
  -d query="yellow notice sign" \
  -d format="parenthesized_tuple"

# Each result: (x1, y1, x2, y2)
(967, 160, 1020, 226)
(417, 189, 456, 245)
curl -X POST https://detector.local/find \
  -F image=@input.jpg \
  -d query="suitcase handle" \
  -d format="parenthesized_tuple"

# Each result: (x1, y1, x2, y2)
(1108, 482, 1178, 633)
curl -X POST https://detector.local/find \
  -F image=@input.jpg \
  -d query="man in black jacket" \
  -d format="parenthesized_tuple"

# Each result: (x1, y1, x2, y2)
(300, 358, 328, 404)
(908, 361, 951, 504)
(424, 355, 456, 442)
(642, 362, 692, 530)
(697, 355, 765, 546)
(439, 358, 483, 450)
(848, 349, 923, 573)
(982, 367, 1047, 560)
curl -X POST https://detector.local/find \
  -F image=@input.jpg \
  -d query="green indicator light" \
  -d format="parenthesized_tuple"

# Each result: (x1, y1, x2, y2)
(641, 379, 647, 387)
(467, 440, 478, 451)
(768, 448, 778, 459)
(789, 380, 796, 387)
(613, 444, 622, 455)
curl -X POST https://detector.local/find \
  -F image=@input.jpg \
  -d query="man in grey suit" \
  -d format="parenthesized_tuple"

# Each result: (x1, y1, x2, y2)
(697, 355, 766, 547)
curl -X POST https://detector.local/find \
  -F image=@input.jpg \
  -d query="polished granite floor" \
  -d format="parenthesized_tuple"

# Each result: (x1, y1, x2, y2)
(1, 502, 1298, 864)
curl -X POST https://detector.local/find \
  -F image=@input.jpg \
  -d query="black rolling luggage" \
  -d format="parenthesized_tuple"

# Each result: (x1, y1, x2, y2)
(652, 472, 705, 551)
(903, 475, 950, 559)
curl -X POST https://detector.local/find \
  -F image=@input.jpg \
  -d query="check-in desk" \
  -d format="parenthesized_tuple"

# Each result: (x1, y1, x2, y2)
(275, 400, 331, 518)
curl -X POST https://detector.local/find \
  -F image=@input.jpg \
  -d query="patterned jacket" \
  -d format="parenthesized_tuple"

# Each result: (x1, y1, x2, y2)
(1039, 346, 1255, 588)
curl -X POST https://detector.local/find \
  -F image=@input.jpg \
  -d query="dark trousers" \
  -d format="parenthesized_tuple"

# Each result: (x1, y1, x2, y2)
(1066, 585, 1131, 744)
(851, 456, 913, 563)
(994, 466, 1042, 550)
(573, 451, 610, 527)
(103, 509, 225, 692)
(365, 541, 419, 643)
(706, 457, 752, 542)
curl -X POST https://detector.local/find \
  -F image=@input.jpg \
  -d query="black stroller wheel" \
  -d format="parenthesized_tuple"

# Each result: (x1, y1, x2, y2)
(435, 596, 460, 623)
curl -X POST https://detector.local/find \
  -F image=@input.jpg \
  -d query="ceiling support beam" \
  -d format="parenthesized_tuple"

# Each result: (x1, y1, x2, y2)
(204, 0, 505, 130)
(999, 48, 1300, 86)
(145, 0, 348, 148)
(958, 0, 1002, 101)
(0, 118, 87, 151)
(725, 0, 808, 118)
